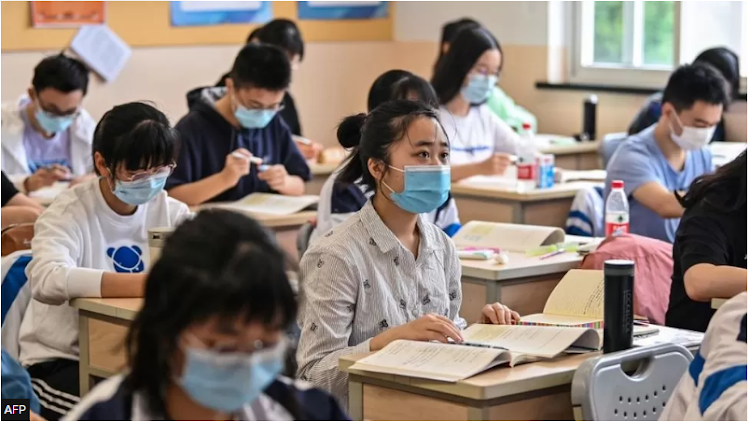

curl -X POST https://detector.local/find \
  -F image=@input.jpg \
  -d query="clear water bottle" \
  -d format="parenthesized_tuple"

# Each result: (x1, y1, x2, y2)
(605, 180, 629, 236)
(516, 123, 537, 192)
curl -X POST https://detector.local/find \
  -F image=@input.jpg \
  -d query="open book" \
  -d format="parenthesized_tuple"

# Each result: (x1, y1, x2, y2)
(216, 193, 318, 216)
(453, 221, 565, 253)
(519, 269, 605, 328)
(349, 324, 600, 382)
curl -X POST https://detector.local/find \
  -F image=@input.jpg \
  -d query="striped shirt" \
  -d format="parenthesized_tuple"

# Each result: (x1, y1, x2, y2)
(296, 200, 466, 406)
(660, 292, 747, 420)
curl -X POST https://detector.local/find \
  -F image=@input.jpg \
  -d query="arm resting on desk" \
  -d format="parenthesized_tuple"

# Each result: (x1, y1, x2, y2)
(168, 172, 235, 206)
(632, 182, 684, 218)
(684, 264, 747, 302)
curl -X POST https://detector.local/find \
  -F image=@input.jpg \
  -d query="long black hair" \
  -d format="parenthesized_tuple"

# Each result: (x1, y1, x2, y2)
(693, 47, 740, 100)
(431, 26, 502, 105)
(336, 99, 448, 193)
(92, 102, 178, 175)
(433, 18, 480, 72)
(680, 150, 746, 212)
(125, 209, 298, 418)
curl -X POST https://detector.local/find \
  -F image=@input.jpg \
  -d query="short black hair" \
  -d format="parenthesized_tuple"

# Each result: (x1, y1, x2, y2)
(431, 26, 501, 105)
(230, 43, 291, 91)
(92, 102, 178, 175)
(254, 19, 305, 61)
(693, 47, 740, 99)
(435, 18, 481, 70)
(126, 209, 297, 419)
(337, 99, 449, 192)
(367, 70, 439, 113)
(32, 54, 89, 96)
(662, 63, 730, 112)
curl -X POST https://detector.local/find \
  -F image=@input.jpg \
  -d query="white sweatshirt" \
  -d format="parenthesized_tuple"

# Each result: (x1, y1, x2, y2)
(439, 104, 521, 166)
(18, 178, 190, 366)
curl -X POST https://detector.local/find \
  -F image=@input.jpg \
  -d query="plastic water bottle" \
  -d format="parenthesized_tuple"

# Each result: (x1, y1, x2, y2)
(605, 180, 629, 236)
(516, 123, 537, 192)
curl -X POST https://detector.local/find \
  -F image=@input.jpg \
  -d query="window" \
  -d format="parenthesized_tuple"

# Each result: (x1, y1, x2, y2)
(572, 1, 746, 90)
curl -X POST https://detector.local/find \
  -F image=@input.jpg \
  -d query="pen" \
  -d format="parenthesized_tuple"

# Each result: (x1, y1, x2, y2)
(539, 249, 566, 260)
(295, 137, 312, 146)
(231, 152, 263, 165)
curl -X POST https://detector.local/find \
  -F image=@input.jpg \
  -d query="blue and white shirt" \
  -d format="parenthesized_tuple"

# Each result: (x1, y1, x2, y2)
(64, 374, 349, 420)
(438, 105, 521, 166)
(661, 292, 747, 420)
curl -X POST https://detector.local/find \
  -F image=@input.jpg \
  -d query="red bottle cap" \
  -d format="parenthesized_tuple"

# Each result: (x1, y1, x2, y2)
(611, 180, 625, 189)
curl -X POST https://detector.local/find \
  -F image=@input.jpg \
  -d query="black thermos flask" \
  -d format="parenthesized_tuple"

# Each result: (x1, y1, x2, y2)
(603, 259, 634, 353)
(582, 95, 598, 141)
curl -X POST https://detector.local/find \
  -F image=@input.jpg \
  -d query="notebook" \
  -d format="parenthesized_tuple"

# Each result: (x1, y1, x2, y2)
(349, 324, 601, 382)
(453, 221, 565, 253)
(216, 193, 318, 216)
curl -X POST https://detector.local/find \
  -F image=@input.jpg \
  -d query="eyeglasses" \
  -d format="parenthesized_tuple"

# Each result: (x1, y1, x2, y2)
(186, 331, 289, 355)
(36, 99, 81, 119)
(119, 164, 175, 183)
(241, 103, 286, 113)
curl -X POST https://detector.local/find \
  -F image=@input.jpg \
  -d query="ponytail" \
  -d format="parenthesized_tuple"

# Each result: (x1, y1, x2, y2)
(336, 113, 367, 185)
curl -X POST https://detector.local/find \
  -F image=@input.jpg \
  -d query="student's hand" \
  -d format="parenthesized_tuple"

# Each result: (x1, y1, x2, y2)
(480, 153, 513, 176)
(221, 148, 252, 186)
(370, 313, 464, 351)
(258, 164, 289, 192)
(293, 136, 323, 160)
(30, 411, 46, 421)
(480, 302, 520, 325)
(24, 166, 69, 192)
(69, 173, 97, 187)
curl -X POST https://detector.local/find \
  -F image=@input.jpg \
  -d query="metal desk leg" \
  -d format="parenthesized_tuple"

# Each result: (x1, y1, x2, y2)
(348, 377, 364, 420)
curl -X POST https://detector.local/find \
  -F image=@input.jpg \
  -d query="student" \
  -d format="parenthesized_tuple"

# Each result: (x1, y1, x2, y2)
(629, 47, 740, 142)
(431, 26, 522, 182)
(168, 44, 311, 206)
(1, 171, 44, 230)
(211, 20, 323, 160)
(661, 292, 746, 420)
(666, 151, 746, 332)
(18, 102, 190, 420)
(435, 18, 538, 134)
(1, 54, 96, 194)
(312, 70, 461, 241)
(296, 100, 519, 405)
(64, 210, 347, 421)
(605, 64, 728, 243)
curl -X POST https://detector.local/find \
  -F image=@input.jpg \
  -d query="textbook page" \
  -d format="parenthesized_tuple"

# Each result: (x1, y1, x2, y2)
(519, 270, 604, 327)
(462, 324, 600, 358)
(349, 340, 509, 382)
(453, 221, 565, 252)
(220, 193, 318, 215)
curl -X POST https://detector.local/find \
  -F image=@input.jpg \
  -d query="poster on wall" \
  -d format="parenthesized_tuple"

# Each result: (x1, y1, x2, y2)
(170, 1, 272, 26)
(70, 25, 131, 82)
(297, 1, 388, 20)
(30, 1, 105, 28)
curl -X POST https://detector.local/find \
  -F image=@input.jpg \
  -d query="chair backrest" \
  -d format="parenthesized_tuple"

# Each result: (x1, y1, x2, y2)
(1, 224, 34, 257)
(1, 250, 33, 360)
(571, 343, 693, 421)
(296, 221, 316, 258)
(600, 132, 628, 168)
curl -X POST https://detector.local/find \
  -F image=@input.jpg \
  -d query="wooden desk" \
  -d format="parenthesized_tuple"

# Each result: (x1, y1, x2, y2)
(306, 162, 339, 195)
(342, 352, 589, 420)
(72, 298, 141, 396)
(537, 139, 601, 171)
(191, 205, 316, 261)
(452, 181, 600, 228)
(460, 252, 582, 323)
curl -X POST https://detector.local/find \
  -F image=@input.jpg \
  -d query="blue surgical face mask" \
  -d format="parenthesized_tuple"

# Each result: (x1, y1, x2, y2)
(233, 96, 277, 129)
(460, 73, 498, 104)
(383, 165, 451, 214)
(112, 173, 168, 206)
(35, 107, 74, 134)
(178, 340, 285, 413)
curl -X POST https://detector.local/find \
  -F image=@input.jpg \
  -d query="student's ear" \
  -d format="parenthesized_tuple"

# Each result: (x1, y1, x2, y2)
(367, 158, 385, 182)
(225, 78, 235, 93)
(441, 43, 450, 54)
(661, 102, 676, 121)
(93, 152, 109, 178)
(27, 87, 36, 102)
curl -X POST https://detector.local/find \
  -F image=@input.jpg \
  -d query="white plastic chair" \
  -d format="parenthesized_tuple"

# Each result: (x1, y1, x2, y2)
(571, 343, 693, 421)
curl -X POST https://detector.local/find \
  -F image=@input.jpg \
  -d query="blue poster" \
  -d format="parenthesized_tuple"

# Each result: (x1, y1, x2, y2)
(170, 1, 272, 26)
(297, 1, 388, 20)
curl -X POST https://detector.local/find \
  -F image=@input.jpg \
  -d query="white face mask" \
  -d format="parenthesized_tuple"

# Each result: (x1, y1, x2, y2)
(669, 114, 715, 151)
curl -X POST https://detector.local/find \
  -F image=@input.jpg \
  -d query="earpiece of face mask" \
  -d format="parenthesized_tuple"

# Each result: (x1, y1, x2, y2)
(669, 114, 715, 151)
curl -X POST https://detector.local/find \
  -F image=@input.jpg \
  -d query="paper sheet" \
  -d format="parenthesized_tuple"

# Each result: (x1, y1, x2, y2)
(555, 169, 607, 184)
(350, 340, 507, 382)
(70, 25, 131, 82)
(518, 314, 603, 329)
(453, 221, 565, 252)
(218, 193, 318, 216)
(541, 270, 604, 318)
(463, 324, 599, 358)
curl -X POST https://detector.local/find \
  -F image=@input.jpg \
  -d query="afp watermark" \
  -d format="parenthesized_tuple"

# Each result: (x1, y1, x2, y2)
(2, 399, 31, 421)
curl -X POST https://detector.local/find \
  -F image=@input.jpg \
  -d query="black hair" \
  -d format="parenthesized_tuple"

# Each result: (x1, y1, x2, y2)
(680, 150, 746, 213)
(693, 47, 740, 99)
(126, 209, 298, 419)
(254, 19, 305, 61)
(434, 18, 481, 71)
(246, 26, 263, 44)
(662, 63, 730, 112)
(230, 43, 291, 91)
(336, 99, 448, 192)
(366, 70, 439, 113)
(431, 26, 502, 105)
(91, 102, 178, 176)
(32, 54, 89, 96)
